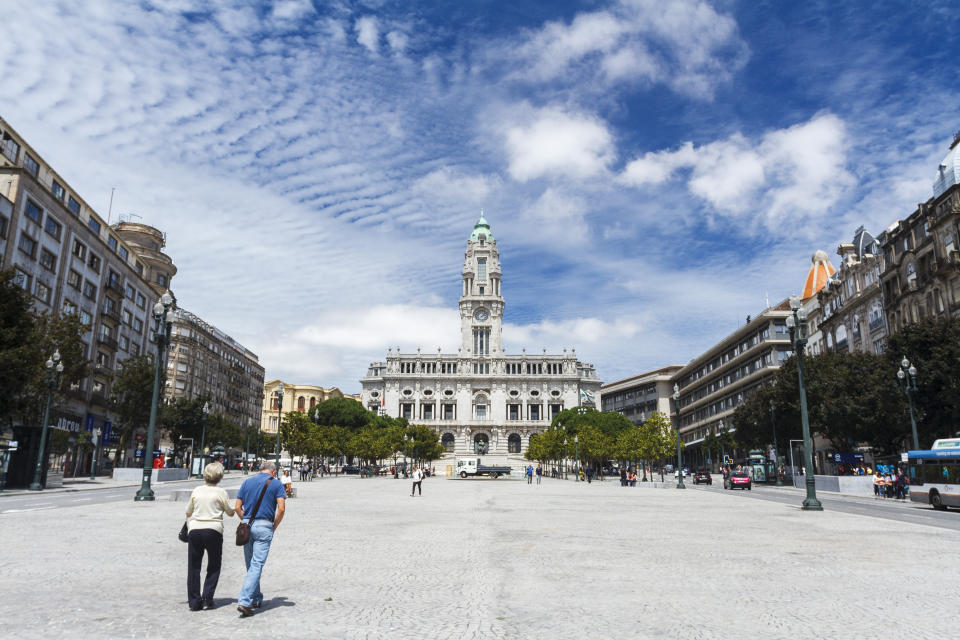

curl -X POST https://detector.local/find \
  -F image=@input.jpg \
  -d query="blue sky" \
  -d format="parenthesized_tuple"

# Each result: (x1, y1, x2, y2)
(2, 0, 958, 392)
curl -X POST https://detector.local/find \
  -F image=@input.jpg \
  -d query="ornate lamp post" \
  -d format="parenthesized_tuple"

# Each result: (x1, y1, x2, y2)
(640, 410, 648, 482)
(244, 417, 252, 475)
(274, 382, 284, 471)
(897, 357, 920, 450)
(196, 401, 209, 478)
(574, 435, 579, 482)
(403, 434, 409, 478)
(29, 350, 63, 490)
(135, 291, 173, 501)
(672, 384, 685, 489)
(786, 295, 822, 511)
(770, 401, 782, 486)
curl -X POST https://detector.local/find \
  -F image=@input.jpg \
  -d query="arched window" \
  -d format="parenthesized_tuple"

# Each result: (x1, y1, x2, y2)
(310, 397, 316, 408)
(297, 396, 305, 411)
(508, 433, 521, 453)
(442, 433, 456, 452)
(271, 391, 281, 410)
(473, 433, 489, 454)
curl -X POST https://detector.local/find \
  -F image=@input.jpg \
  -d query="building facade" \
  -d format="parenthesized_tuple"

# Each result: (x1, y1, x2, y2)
(817, 227, 887, 355)
(599, 366, 682, 424)
(164, 307, 266, 430)
(1, 116, 169, 484)
(261, 380, 360, 435)
(359, 215, 602, 462)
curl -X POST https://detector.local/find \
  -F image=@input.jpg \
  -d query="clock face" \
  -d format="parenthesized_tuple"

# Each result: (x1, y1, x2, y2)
(474, 309, 489, 322)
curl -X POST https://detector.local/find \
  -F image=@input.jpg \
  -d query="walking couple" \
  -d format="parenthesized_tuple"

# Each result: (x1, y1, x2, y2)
(183, 460, 287, 617)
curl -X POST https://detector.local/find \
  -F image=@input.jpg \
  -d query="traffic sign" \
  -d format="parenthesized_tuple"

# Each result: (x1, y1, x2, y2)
(135, 433, 146, 442)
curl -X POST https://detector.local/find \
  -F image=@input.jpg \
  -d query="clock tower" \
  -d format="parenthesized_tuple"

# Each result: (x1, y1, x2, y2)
(460, 213, 504, 356)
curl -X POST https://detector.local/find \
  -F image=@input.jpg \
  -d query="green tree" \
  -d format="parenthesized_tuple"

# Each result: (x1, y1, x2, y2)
(110, 355, 156, 466)
(280, 411, 320, 463)
(886, 318, 960, 447)
(160, 396, 209, 461)
(0, 269, 35, 422)
(310, 397, 375, 432)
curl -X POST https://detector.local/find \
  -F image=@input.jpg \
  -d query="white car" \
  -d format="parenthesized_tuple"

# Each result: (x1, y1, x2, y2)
(674, 467, 690, 478)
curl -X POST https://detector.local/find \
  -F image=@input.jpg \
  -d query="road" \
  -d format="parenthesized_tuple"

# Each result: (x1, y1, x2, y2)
(687, 480, 960, 530)
(0, 476, 247, 514)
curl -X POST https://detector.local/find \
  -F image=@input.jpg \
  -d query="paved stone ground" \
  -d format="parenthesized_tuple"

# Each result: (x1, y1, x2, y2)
(3, 474, 957, 639)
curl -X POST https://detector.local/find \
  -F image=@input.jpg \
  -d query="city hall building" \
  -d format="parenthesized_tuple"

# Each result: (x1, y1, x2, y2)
(360, 215, 602, 464)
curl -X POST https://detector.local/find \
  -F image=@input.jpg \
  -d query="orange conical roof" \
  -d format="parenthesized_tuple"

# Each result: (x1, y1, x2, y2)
(802, 250, 835, 298)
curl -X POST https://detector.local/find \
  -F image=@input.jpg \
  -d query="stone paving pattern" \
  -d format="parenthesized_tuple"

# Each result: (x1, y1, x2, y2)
(3, 475, 957, 639)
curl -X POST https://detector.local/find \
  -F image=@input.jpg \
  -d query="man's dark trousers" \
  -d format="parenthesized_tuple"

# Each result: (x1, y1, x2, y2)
(187, 529, 223, 608)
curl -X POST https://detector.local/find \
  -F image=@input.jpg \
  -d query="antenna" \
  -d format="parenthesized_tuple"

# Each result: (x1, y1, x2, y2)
(107, 187, 115, 224)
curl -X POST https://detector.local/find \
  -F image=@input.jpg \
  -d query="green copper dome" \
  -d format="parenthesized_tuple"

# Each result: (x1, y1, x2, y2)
(469, 213, 494, 242)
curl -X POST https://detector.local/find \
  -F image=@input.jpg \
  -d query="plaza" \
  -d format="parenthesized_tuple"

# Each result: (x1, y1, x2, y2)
(3, 475, 957, 639)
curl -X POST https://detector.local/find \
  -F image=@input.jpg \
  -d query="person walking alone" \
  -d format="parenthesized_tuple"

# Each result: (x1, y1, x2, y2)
(184, 462, 235, 611)
(410, 465, 423, 496)
(235, 460, 287, 617)
(535, 464, 542, 485)
(526, 464, 534, 484)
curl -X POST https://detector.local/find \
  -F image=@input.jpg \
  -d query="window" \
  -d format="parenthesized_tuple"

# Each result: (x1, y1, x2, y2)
(35, 281, 51, 303)
(118, 245, 128, 261)
(88, 252, 100, 272)
(83, 281, 97, 299)
(43, 216, 61, 240)
(508, 433, 521, 453)
(135, 261, 143, 276)
(131, 342, 140, 356)
(125, 283, 135, 300)
(530, 405, 540, 421)
(478, 258, 487, 280)
(79, 309, 92, 326)
(67, 270, 82, 290)
(119, 335, 129, 351)
(422, 405, 434, 420)
(474, 404, 487, 420)
(443, 404, 455, 420)
(88, 217, 101, 234)
(23, 153, 39, 176)
(18, 233, 38, 258)
(107, 235, 117, 252)
(24, 199, 42, 223)
(134, 318, 143, 332)
(13, 268, 29, 290)
(51, 180, 65, 201)
(39, 248, 57, 271)
(122, 309, 132, 325)
(70, 240, 85, 262)
(136, 293, 145, 309)
(0, 213, 7, 238)
(67, 196, 81, 215)
(508, 404, 520, 420)
(63, 300, 77, 315)
(157, 273, 167, 287)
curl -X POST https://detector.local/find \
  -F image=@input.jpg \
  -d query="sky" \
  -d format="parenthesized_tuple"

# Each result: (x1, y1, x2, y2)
(2, 0, 959, 393)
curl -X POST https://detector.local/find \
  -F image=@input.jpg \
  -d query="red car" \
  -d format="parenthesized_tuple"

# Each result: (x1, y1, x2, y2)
(725, 471, 752, 490)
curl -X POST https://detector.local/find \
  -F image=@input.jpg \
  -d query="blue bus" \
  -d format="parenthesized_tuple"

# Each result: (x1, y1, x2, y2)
(907, 438, 960, 510)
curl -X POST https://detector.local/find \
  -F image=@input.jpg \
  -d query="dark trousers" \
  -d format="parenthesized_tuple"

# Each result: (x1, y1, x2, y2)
(187, 529, 223, 608)
(412, 480, 422, 495)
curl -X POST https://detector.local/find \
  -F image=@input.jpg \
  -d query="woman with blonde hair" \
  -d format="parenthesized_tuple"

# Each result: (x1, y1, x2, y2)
(185, 461, 235, 610)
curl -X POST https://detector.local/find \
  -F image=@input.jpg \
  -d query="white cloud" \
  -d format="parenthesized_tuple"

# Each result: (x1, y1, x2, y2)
(503, 106, 615, 181)
(271, 0, 315, 22)
(386, 30, 409, 55)
(619, 114, 853, 229)
(355, 16, 380, 54)
(411, 168, 498, 207)
(519, 188, 590, 244)
(506, 0, 748, 99)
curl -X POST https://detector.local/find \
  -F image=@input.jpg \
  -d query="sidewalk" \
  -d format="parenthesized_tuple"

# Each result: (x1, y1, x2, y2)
(0, 470, 247, 497)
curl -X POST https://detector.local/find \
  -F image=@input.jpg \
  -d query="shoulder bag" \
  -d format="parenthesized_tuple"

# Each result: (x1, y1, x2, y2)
(178, 521, 189, 543)
(236, 477, 273, 546)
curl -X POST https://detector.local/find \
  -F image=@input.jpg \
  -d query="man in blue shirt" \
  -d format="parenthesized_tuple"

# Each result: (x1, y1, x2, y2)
(235, 460, 287, 616)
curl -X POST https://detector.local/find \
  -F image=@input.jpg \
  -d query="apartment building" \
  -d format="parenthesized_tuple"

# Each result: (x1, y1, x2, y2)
(599, 366, 683, 424)
(0, 115, 171, 486)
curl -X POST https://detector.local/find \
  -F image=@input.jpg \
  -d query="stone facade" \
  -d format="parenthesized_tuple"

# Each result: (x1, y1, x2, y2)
(360, 216, 602, 462)
(261, 380, 360, 435)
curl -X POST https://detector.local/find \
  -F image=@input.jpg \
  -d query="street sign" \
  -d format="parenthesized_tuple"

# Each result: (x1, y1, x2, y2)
(135, 433, 146, 442)
(134, 449, 145, 458)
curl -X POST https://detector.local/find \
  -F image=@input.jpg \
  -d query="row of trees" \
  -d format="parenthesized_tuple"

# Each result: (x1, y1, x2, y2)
(732, 318, 960, 458)
(525, 408, 683, 474)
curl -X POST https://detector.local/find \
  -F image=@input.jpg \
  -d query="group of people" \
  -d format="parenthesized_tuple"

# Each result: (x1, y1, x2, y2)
(874, 469, 909, 499)
(183, 460, 287, 617)
(524, 464, 544, 484)
(618, 468, 640, 486)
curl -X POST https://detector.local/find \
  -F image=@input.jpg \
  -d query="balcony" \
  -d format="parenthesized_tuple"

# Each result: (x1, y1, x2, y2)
(90, 392, 110, 407)
(92, 363, 114, 378)
(105, 278, 124, 294)
(101, 305, 122, 323)
(97, 334, 118, 350)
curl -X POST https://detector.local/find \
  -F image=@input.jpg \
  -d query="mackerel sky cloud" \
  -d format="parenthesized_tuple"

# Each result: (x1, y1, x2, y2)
(1, 0, 958, 392)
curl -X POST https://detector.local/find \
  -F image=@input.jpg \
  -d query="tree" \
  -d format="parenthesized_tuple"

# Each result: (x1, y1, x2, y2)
(310, 397, 375, 432)
(160, 396, 209, 461)
(886, 318, 960, 448)
(406, 424, 444, 464)
(640, 411, 680, 466)
(0, 269, 35, 422)
(110, 355, 156, 466)
(280, 411, 320, 463)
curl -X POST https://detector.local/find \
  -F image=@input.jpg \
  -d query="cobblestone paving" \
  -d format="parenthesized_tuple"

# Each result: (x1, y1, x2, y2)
(3, 475, 957, 639)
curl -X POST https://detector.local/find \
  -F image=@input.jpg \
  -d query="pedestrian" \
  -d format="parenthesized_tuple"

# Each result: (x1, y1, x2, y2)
(535, 464, 542, 484)
(526, 464, 533, 484)
(235, 460, 287, 617)
(586, 467, 593, 484)
(184, 462, 235, 611)
(281, 466, 293, 498)
(411, 465, 423, 496)
(620, 468, 627, 487)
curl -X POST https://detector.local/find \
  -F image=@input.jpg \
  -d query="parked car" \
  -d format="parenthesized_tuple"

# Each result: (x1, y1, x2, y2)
(342, 465, 361, 475)
(674, 467, 690, 478)
(725, 471, 752, 490)
(693, 470, 712, 485)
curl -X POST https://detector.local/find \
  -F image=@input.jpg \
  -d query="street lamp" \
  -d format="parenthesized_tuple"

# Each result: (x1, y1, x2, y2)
(563, 438, 568, 480)
(89, 427, 101, 480)
(770, 400, 782, 486)
(275, 382, 284, 472)
(897, 357, 920, 450)
(786, 295, 822, 511)
(135, 291, 174, 501)
(403, 434, 409, 478)
(574, 435, 579, 482)
(244, 417, 252, 475)
(672, 384, 685, 489)
(29, 350, 63, 490)
(196, 401, 209, 478)
(639, 410, 648, 482)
